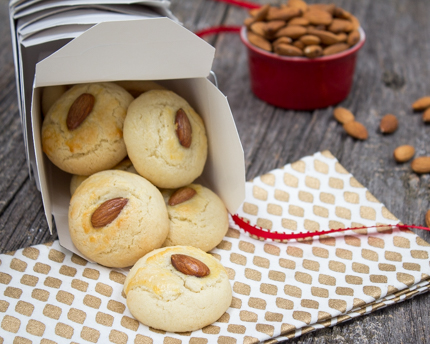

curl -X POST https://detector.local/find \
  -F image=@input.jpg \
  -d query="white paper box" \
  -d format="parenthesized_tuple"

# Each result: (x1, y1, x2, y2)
(29, 17, 245, 258)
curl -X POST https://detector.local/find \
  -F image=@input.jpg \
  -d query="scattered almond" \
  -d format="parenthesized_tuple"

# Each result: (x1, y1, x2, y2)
(426, 210, 430, 228)
(168, 187, 197, 206)
(423, 108, 430, 123)
(343, 121, 368, 140)
(171, 254, 210, 277)
(91, 197, 128, 228)
(412, 96, 430, 111)
(379, 114, 398, 134)
(393, 145, 415, 163)
(333, 107, 355, 124)
(175, 108, 192, 148)
(66, 93, 95, 130)
(411, 157, 430, 174)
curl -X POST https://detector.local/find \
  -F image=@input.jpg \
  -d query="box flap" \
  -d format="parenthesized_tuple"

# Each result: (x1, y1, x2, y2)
(34, 17, 215, 87)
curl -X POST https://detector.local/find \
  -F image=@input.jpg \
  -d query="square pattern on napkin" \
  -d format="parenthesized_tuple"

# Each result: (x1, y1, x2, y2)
(1, 151, 429, 343)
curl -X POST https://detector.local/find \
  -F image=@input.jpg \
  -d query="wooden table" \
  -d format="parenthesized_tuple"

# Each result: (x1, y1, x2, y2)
(1, 0, 429, 342)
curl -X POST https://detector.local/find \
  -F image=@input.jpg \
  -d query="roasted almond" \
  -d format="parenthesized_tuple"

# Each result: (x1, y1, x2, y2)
(272, 36, 293, 48)
(171, 254, 210, 277)
(275, 25, 307, 39)
(349, 14, 360, 31)
(303, 9, 333, 26)
(175, 108, 192, 148)
(265, 20, 287, 38)
(303, 45, 323, 58)
(308, 3, 336, 15)
(336, 32, 348, 43)
(287, 0, 308, 12)
(328, 18, 353, 33)
(323, 43, 349, 56)
(250, 21, 267, 36)
(393, 145, 415, 163)
(91, 197, 128, 228)
(333, 6, 351, 19)
(300, 34, 321, 46)
(379, 114, 398, 134)
(333, 107, 355, 124)
(249, 3, 270, 21)
(168, 187, 197, 206)
(274, 43, 303, 56)
(426, 210, 430, 228)
(412, 96, 430, 111)
(307, 28, 340, 45)
(247, 31, 272, 51)
(293, 40, 305, 50)
(267, 6, 302, 21)
(343, 121, 368, 140)
(67, 93, 95, 130)
(423, 108, 430, 123)
(288, 17, 309, 26)
(411, 157, 430, 174)
(347, 30, 360, 46)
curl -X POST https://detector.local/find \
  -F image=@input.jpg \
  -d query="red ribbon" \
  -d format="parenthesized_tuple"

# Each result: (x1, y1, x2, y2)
(231, 214, 430, 241)
(195, 25, 241, 38)
(212, 0, 260, 9)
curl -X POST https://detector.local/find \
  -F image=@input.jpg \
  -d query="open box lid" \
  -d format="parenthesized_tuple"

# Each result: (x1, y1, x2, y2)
(30, 17, 245, 247)
(34, 17, 215, 87)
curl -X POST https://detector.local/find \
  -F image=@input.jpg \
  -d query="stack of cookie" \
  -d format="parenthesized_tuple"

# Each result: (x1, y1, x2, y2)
(41, 80, 232, 331)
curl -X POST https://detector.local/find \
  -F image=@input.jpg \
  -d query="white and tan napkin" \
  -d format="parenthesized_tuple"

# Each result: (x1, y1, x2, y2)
(1, 151, 429, 343)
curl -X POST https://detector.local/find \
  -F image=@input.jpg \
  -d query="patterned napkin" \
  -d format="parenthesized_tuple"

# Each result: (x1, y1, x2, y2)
(1, 151, 429, 343)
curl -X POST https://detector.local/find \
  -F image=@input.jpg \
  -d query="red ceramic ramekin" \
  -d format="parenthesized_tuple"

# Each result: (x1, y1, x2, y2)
(240, 27, 366, 110)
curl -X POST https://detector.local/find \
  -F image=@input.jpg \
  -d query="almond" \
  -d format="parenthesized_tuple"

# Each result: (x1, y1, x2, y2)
(426, 210, 430, 228)
(328, 18, 353, 33)
(267, 6, 302, 21)
(393, 145, 415, 163)
(343, 121, 368, 140)
(423, 108, 430, 123)
(247, 31, 272, 52)
(288, 17, 309, 26)
(265, 20, 287, 38)
(333, 6, 351, 19)
(323, 43, 349, 56)
(272, 36, 293, 48)
(275, 25, 307, 39)
(303, 45, 323, 58)
(333, 107, 355, 124)
(347, 30, 360, 46)
(249, 3, 270, 21)
(412, 96, 430, 111)
(308, 3, 336, 15)
(349, 14, 360, 31)
(303, 9, 333, 26)
(293, 40, 305, 50)
(307, 28, 340, 45)
(168, 187, 197, 206)
(91, 197, 128, 228)
(287, 0, 308, 12)
(379, 114, 398, 134)
(175, 108, 192, 148)
(171, 254, 210, 277)
(274, 43, 303, 56)
(336, 32, 348, 43)
(300, 34, 321, 46)
(411, 157, 430, 174)
(66, 93, 95, 130)
(250, 21, 267, 36)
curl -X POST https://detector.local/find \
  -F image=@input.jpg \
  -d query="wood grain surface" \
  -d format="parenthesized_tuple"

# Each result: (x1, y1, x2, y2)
(1, 0, 429, 343)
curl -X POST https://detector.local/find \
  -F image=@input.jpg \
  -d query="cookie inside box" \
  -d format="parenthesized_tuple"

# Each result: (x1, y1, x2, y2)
(32, 77, 245, 260)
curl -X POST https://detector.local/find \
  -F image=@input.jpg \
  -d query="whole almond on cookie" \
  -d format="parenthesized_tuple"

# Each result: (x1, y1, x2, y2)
(175, 108, 192, 148)
(171, 254, 210, 277)
(379, 114, 398, 134)
(67, 93, 95, 130)
(333, 107, 355, 124)
(412, 96, 430, 111)
(91, 197, 128, 228)
(168, 187, 197, 206)
(343, 121, 368, 140)
(411, 157, 430, 174)
(393, 145, 415, 163)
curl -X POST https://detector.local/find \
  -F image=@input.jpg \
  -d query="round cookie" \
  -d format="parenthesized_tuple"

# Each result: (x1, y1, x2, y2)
(69, 157, 138, 195)
(123, 90, 208, 189)
(162, 184, 229, 252)
(123, 246, 232, 332)
(68, 170, 169, 268)
(42, 82, 133, 175)
(115, 80, 166, 98)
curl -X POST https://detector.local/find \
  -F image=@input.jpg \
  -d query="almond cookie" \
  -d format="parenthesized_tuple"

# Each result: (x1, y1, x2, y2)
(162, 184, 229, 252)
(123, 246, 232, 332)
(68, 170, 169, 268)
(42, 82, 133, 175)
(69, 157, 138, 196)
(115, 80, 166, 98)
(123, 90, 208, 189)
